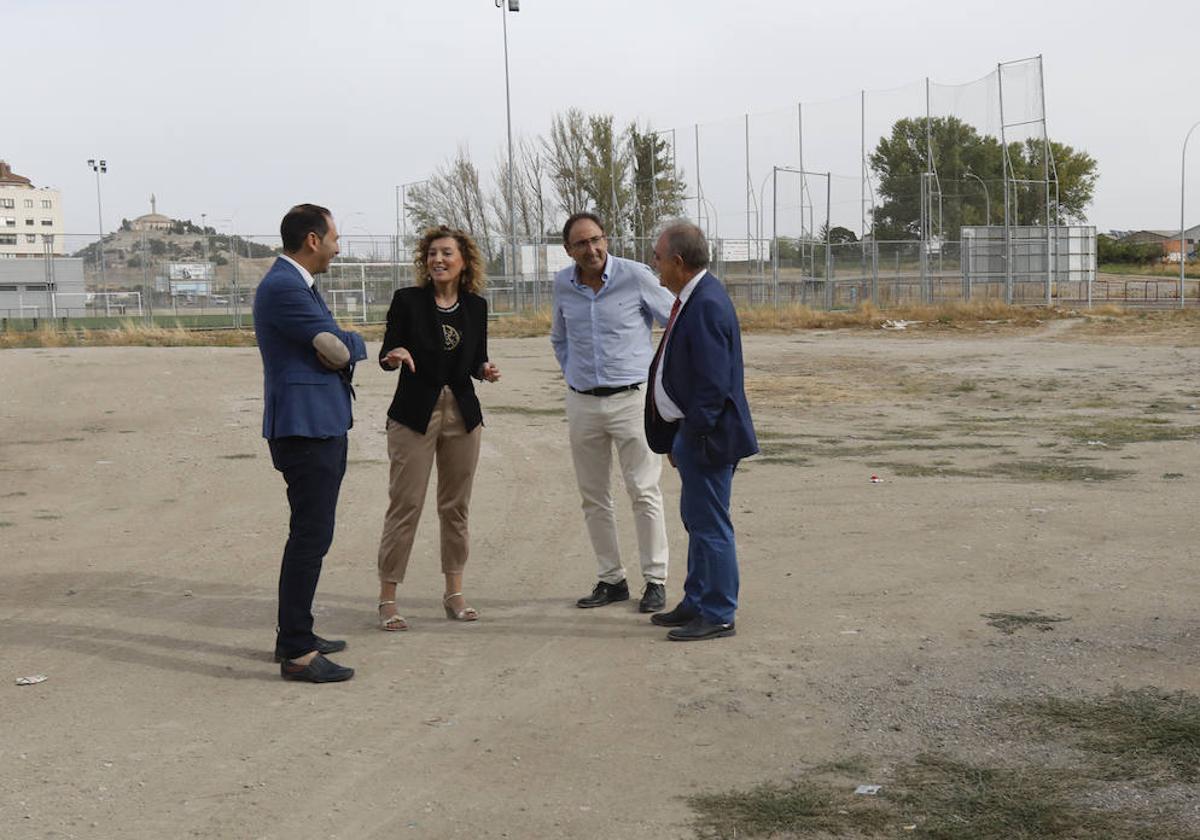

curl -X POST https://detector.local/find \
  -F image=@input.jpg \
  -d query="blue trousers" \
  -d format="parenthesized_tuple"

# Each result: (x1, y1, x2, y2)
(671, 433, 739, 625)
(268, 434, 347, 658)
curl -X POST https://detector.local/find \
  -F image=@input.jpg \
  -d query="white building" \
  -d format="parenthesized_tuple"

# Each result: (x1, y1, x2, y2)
(0, 160, 64, 259)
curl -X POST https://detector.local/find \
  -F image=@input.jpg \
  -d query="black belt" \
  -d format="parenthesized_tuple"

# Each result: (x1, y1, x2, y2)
(570, 383, 641, 397)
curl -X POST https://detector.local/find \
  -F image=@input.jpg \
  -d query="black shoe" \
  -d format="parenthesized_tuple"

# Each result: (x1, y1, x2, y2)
(273, 635, 347, 663)
(650, 603, 698, 627)
(667, 619, 736, 642)
(279, 653, 354, 683)
(576, 580, 630, 608)
(638, 582, 666, 613)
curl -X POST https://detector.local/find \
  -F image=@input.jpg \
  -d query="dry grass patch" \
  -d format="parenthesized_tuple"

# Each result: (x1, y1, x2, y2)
(0, 321, 257, 349)
(1064, 417, 1200, 448)
(689, 753, 1198, 840)
(879, 459, 1133, 482)
(1016, 688, 1200, 784)
(983, 611, 1071, 634)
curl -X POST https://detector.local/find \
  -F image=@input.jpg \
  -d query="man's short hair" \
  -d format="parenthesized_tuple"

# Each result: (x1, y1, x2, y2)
(562, 211, 605, 246)
(659, 221, 710, 271)
(280, 204, 332, 253)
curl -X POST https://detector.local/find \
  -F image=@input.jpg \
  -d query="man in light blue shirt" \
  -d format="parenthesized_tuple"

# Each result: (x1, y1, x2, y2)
(551, 212, 676, 613)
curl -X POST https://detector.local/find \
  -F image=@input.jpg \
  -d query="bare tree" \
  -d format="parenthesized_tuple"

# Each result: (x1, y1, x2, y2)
(406, 146, 495, 261)
(489, 136, 547, 241)
(542, 109, 591, 221)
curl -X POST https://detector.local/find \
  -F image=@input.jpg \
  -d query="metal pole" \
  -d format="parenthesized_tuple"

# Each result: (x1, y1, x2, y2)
(1038, 55, 1052, 307)
(771, 166, 779, 307)
(1180, 120, 1200, 309)
(997, 63, 1013, 304)
(393, 184, 400, 291)
(798, 102, 809, 279)
(825, 172, 832, 311)
(231, 224, 241, 329)
(861, 90, 867, 265)
(650, 132, 658, 229)
(200, 214, 210, 310)
(87, 159, 107, 290)
(745, 113, 753, 298)
(694, 123, 702, 225)
(497, 0, 519, 310)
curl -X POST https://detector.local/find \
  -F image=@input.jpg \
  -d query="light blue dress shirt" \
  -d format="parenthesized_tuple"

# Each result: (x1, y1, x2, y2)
(550, 254, 675, 391)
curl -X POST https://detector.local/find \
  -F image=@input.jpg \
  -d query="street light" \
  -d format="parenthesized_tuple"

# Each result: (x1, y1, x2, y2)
(496, 0, 519, 308)
(1180, 120, 1200, 309)
(86, 158, 107, 289)
(964, 171, 990, 226)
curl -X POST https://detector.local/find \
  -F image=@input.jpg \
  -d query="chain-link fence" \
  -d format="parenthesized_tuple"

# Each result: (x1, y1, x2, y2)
(7, 55, 1196, 334)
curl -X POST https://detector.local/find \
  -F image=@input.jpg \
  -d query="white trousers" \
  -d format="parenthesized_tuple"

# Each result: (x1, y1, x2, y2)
(565, 387, 669, 586)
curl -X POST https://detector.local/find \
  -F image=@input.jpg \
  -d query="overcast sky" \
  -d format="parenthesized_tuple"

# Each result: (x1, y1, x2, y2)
(7, 0, 1198, 242)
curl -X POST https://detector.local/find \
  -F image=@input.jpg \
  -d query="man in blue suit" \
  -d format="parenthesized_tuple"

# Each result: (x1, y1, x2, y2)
(645, 221, 757, 641)
(254, 204, 367, 682)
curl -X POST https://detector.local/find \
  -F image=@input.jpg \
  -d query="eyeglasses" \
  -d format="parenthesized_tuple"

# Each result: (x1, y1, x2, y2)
(569, 234, 606, 251)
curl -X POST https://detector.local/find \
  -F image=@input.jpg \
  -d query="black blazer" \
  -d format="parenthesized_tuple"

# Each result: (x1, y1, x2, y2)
(379, 285, 489, 434)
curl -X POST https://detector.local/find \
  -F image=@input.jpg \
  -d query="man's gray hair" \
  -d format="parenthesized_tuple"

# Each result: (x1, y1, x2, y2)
(659, 221, 710, 271)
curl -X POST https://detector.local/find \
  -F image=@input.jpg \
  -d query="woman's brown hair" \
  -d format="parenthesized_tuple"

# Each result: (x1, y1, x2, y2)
(413, 225, 487, 295)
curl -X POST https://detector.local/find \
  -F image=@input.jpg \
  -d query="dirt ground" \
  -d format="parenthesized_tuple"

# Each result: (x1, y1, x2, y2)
(2, 319, 1199, 839)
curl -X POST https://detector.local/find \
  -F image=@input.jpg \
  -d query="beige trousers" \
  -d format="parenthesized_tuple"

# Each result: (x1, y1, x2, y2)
(565, 387, 669, 586)
(377, 387, 482, 583)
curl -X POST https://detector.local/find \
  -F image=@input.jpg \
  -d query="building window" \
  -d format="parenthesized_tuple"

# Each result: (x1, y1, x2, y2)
(2, 217, 14, 227)
(24, 218, 34, 226)
(41, 199, 52, 209)
(0, 235, 17, 244)
(41, 235, 53, 244)
(0, 199, 14, 209)
(40, 220, 53, 227)
(23, 199, 33, 208)
(26, 235, 36, 243)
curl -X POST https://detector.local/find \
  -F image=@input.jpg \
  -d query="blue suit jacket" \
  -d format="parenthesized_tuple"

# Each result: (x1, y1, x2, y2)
(645, 272, 758, 466)
(253, 257, 368, 440)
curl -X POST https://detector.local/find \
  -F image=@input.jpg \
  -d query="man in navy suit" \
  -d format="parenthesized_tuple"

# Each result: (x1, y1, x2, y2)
(645, 221, 757, 641)
(254, 204, 367, 682)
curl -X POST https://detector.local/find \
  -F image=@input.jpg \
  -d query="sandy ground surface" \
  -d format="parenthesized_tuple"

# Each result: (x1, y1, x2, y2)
(2, 320, 1199, 839)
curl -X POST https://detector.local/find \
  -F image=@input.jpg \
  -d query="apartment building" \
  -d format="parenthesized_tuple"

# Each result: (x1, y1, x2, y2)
(0, 159, 64, 258)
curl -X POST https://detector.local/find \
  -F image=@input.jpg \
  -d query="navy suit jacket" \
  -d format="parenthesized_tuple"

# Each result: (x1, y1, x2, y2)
(645, 272, 758, 466)
(253, 257, 368, 440)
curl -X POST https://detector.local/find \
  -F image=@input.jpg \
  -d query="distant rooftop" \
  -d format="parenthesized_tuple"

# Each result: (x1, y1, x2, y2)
(0, 160, 33, 188)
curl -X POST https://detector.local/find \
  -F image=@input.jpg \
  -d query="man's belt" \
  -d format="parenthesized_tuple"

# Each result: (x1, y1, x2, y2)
(570, 383, 641, 397)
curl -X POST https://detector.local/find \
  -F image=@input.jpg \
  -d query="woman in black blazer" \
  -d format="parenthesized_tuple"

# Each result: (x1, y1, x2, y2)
(375, 225, 501, 630)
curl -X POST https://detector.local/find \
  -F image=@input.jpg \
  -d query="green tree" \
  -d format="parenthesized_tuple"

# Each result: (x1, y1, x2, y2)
(628, 123, 686, 259)
(581, 114, 634, 238)
(820, 223, 859, 242)
(869, 116, 1096, 240)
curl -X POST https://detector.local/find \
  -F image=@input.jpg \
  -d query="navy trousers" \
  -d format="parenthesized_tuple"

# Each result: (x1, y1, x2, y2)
(671, 433, 739, 625)
(268, 434, 348, 659)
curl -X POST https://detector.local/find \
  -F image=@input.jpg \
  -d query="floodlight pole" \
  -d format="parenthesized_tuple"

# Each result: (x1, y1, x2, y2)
(86, 158, 107, 290)
(1181, 120, 1200, 309)
(496, 0, 519, 309)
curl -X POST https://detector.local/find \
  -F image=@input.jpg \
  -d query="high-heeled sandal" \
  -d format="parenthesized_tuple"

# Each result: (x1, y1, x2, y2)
(442, 592, 479, 621)
(378, 600, 409, 631)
